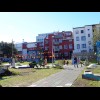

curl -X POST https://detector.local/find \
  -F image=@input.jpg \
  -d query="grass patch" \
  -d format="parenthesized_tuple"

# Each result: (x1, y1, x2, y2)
(72, 65, 100, 87)
(19, 61, 30, 65)
(89, 59, 97, 64)
(0, 67, 63, 87)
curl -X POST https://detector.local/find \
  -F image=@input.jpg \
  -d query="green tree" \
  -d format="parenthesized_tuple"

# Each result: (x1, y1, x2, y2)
(0, 42, 18, 57)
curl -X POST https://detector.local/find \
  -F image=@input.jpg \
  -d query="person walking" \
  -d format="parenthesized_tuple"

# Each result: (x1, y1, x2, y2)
(66, 60, 69, 65)
(80, 61, 83, 67)
(74, 56, 78, 68)
(63, 59, 66, 65)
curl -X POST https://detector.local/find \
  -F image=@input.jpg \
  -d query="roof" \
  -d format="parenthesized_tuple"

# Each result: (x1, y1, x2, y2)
(73, 24, 94, 29)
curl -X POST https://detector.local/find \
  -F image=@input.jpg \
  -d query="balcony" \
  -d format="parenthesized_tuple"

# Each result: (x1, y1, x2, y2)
(54, 42, 59, 45)
(63, 37, 73, 40)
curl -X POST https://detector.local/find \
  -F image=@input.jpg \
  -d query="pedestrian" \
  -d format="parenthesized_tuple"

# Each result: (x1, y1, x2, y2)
(63, 59, 66, 65)
(74, 56, 78, 68)
(80, 61, 83, 67)
(66, 60, 69, 65)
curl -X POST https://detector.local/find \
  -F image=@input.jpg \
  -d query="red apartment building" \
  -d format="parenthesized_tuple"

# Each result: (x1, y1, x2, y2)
(17, 42, 43, 61)
(44, 31, 74, 62)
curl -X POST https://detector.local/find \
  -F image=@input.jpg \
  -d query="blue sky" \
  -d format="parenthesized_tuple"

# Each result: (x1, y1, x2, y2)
(0, 12, 100, 43)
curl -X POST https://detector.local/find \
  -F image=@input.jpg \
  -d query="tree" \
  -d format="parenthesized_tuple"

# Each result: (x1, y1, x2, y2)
(0, 42, 18, 58)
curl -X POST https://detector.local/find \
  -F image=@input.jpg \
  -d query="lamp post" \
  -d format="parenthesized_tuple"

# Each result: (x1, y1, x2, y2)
(52, 36, 54, 67)
(12, 39, 13, 58)
(12, 39, 15, 67)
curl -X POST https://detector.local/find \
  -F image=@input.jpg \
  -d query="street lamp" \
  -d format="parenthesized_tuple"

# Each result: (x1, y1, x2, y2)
(52, 36, 54, 67)
(12, 39, 13, 58)
(11, 39, 15, 67)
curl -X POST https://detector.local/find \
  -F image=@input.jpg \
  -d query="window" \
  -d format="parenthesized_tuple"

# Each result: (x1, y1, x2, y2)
(59, 39, 62, 43)
(82, 44, 86, 48)
(77, 44, 80, 49)
(64, 45, 68, 49)
(55, 39, 59, 42)
(76, 37, 79, 41)
(54, 46, 59, 51)
(88, 41, 91, 45)
(81, 36, 86, 41)
(69, 44, 73, 49)
(81, 30, 84, 33)
(89, 49, 92, 52)
(59, 45, 62, 49)
(75, 30, 79, 34)
(88, 34, 90, 37)
(45, 47, 48, 50)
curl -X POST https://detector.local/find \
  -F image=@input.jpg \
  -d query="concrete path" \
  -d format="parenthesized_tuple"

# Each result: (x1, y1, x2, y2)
(28, 64, 85, 87)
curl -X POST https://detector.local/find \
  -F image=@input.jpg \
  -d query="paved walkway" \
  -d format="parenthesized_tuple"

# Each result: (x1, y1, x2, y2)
(28, 64, 85, 87)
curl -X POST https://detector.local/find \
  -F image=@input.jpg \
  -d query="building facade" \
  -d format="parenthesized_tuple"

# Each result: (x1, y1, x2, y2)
(73, 25, 93, 54)
(44, 31, 74, 62)
(36, 33, 52, 47)
(15, 42, 44, 62)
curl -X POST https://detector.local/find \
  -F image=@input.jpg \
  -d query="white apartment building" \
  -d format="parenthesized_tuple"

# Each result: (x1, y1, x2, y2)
(73, 25, 93, 53)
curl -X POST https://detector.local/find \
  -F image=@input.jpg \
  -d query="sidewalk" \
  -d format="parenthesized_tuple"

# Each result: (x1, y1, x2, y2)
(28, 64, 85, 87)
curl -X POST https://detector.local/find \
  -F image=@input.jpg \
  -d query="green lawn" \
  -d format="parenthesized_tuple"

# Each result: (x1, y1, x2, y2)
(89, 59, 97, 64)
(18, 61, 30, 65)
(72, 65, 100, 87)
(0, 67, 63, 87)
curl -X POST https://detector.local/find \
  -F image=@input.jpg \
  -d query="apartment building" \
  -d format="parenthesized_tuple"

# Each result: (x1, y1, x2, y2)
(15, 42, 42, 62)
(36, 33, 52, 47)
(44, 31, 74, 62)
(73, 25, 93, 54)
